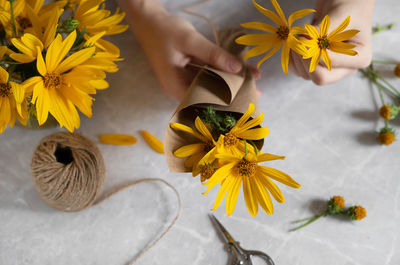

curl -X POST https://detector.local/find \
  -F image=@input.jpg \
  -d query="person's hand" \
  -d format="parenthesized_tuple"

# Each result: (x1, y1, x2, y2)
(121, 0, 250, 100)
(289, 0, 374, 85)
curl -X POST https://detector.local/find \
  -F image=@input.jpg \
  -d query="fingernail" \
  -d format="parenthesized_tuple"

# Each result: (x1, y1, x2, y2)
(229, 59, 242, 73)
(257, 89, 262, 97)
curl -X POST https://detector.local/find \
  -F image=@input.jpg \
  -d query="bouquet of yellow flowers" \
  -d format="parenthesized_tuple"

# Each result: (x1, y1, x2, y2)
(164, 31, 301, 216)
(0, 0, 127, 133)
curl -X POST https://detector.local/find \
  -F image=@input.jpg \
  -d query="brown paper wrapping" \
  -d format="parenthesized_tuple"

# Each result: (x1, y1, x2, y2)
(164, 29, 261, 172)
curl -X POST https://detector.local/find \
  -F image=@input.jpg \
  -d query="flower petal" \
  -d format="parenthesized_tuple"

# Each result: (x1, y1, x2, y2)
(259, 166, 301, 188)
(226, 177, 242, 216)
(329, 42, 358, 56)
(308, 49, 322, 73)
(195, 116, 214, 141)
(270, 0, 287, 25)
(170, 122, 208, 142)
(243, 176, 258, 217)
(330, 30, 360, 42)
(320, 15, 330, 36)
(236, 127, 270, 140)
(252, 177, 273, 214)
(257, 153, 285, 162)
(321, 49, 332, 70)
(203, 162, 235, 194)
(240, 22, 276, 33)
(0, 66, 9, 83)
(288, 9, 315, 28)
(252, 0, 283, 26)
(99, 134, 137, 145)
(211, 175, 234, 211)
(304, 24, 320, 39)
(174, 143, 205, 157)
(140, 130, 164, 154)
(256, 41, 282, 68)
(328, 16, 350, 38)
(235, 103, 255, 128)
(281, 41, 290, 74)
(56, 47, 96, 74)
(236, 34, 276, 46)
(257, 170, 285, 203)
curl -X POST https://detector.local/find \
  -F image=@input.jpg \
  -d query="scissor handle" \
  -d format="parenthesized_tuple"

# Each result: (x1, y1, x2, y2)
(244, 249, 275, 265)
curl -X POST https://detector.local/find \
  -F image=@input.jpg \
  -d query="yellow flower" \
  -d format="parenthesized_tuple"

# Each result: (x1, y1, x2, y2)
(74, 0, 128, 36)
(0, 66, 27, 133)
(332, 195, 345, 209)
(235, 0, 314, 74)
(23, 30, 97, 132)
(170, 117, 217, 171)
(300, 15, 359, 72)
(0, 0, 12, 36)
(353, 205, 367, 221)
(203, 151, 300, 217)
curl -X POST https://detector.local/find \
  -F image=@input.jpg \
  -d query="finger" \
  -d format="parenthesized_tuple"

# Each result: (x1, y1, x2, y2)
(310, 66, 357, 86)
(247, 65, 261, 80)
(290, 51, 310, 80)
(183, 32, 243, 73)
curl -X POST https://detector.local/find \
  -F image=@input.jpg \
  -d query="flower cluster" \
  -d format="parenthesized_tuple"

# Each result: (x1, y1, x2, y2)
(292, 195, 367, 231)
(170, 103, 301, 217)
(235, 0, 359, 74)
(360, 62, 400, 146)
(0, 0, 128, 133)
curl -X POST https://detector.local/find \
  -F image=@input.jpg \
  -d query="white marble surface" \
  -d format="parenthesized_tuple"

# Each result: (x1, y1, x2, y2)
(1, 0, 400, 264)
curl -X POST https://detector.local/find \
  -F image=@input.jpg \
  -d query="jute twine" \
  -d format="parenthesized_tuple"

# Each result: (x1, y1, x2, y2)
(30, 132, 181, 264)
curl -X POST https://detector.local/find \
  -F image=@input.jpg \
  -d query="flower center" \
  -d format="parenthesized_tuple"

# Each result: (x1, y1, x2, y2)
(203, 141, 214, 153)
(236, 160, 256, 177)
(200, 164, 215, 182)
(43, 73, 62, 90)
(318, 36, 329, 49)
(17, 16, 32, 30)
(276, 26, 289, 40)
(224, 133, 239, 147)
(0, 83, 11, 98)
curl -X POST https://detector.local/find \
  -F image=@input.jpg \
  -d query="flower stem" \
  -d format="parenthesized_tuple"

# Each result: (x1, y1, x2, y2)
(377, 76, 400, 96)
(291, 214, 324, 232)
(9, 0, 17, 37)
(372, 60, 398, 65)
(375, 81, 386, 106)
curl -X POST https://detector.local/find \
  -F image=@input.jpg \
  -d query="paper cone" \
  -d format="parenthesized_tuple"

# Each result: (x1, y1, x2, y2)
(164, 29, 261, 172)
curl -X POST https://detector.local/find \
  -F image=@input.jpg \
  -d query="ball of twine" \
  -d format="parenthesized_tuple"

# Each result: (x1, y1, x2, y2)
(31, 132, 106, 212)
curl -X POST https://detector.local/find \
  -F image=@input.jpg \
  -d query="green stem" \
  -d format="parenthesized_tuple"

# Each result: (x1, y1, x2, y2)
(372, 60, 398, 65)
(377, 76, 400, 96)
(376, 81, 399, 99)
(291, 214, 325, 232)
(9, 0, 17, 37)
(375, 81, 386, 106)
(293, 216, 317, 223)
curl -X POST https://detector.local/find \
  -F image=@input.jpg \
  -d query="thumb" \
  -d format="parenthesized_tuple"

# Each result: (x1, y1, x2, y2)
(184, 32, 243, 73)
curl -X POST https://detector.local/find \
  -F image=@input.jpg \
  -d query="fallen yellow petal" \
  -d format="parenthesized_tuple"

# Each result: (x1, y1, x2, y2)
(99, 134, 137, 145)
(140, 130, 164, 154)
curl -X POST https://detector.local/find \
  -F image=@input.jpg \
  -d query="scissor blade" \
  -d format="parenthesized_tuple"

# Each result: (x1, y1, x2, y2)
(209, 214, 236, 244)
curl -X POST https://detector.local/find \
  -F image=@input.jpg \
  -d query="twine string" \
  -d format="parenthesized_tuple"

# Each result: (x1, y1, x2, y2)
(31, 132, 182, 264)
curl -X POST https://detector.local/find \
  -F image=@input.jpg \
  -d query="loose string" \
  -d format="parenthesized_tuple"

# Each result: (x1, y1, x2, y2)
(93, 178, 182, 265)
(183, 0, 220, 46)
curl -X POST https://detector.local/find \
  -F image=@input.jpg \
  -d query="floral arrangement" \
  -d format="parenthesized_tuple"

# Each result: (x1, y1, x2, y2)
(0, 0, 128, 133)
(235, 0, 359, 74)
(170, 103, 301, 217)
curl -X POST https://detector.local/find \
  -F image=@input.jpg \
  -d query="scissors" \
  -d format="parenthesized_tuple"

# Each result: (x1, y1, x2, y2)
(209, 214, 275, 265)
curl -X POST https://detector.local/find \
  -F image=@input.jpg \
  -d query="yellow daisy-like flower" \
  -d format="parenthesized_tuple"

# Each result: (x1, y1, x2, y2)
(74, 0, 128, 36)
(0, 66, 27, 133)
(0, 0, 12, 36)
(194, 103, 268, 175)
(235, 0, 314, 74)
(170, 117, 217, 172)
(203, 151, 300, 217)
(23, 30, 96, 132)
(300, 15, 359, 72)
